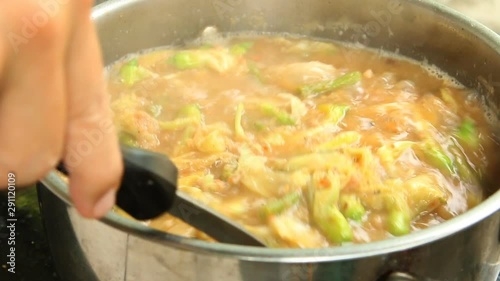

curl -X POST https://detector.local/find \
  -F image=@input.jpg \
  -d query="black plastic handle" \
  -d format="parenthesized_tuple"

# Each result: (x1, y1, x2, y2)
(57, 145, 178, 220)
(117, 145, 178, 220)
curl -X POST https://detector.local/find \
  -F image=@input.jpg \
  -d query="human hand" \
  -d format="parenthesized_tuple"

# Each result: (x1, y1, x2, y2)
(0, 0, 123, 218)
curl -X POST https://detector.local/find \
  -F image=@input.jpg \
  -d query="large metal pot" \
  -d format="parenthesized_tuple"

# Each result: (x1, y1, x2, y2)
(38, 0, 500, 280)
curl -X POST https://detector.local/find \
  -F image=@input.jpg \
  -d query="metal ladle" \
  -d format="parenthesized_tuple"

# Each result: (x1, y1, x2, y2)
(53, 145, 266, 247)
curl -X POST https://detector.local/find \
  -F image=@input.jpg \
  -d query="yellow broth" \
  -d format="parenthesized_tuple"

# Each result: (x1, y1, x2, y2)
(107, 35, 500, 248)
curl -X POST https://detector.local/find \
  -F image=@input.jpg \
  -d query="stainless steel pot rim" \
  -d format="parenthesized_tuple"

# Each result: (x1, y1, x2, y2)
(43, 0, 500, 263)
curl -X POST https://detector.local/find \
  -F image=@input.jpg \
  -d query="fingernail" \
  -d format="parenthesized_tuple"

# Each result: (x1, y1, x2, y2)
(92, 189, 116, 218)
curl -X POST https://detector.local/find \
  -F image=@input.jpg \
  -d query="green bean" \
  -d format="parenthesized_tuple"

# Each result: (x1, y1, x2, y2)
(417, 140, 479, 184)
(339, 195, 366, 221)
(313, 205, 353, 243)
(387, 211, 411, 236)
(308, 171, 353, 243)
(261, 103, 296, 126)
(300, 71, 362, 97)
(456, 117, 479, 148)
(260, 192, 301, 219)
(384, 194, 411, 236)
(418, 142, 455, 175)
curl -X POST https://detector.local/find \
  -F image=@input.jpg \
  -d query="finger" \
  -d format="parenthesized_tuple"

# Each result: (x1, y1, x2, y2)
(64, 2, 123, 218)
(0, 1, 68, 187)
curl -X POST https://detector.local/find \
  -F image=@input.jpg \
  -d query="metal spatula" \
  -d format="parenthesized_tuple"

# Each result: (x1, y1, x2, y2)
(56, 145, 266, 247)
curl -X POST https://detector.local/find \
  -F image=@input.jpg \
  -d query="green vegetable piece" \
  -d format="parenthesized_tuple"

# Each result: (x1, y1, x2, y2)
(169, 48, 238, 73)
(387, 211, 411, 236)
(309, 171, 353, 243)
(300, 71, 362, 97)
(261, 103, 296, 126)
(418, 141, 479, 183)
(119, 59, 152, 86)
(178, 104, 202, 121)
(119, 132, 138, 147)
(119, 59, 139, 85)
(317, 104, 350, 125)
(384, 194, 411, 236)
(314, 206, 353, 243)
(418, 142, 455, 175)
(457, 159, 477, 184)
(170, 51, 203, 70)
(230, 42, 254, 56)
(261, 192, 301, 218)
(339, 195, 366, 221)
(456, 117, 479, 148)
(449, 145, 479, 184)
